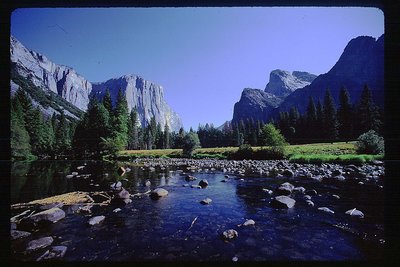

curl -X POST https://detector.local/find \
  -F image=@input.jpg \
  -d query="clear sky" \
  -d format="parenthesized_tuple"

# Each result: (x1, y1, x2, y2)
(11, 7, 384, 130)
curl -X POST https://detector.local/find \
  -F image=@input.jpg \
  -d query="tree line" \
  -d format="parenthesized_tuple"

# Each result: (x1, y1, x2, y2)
(197, 84, 382, 147)
(11, 84, 382, 160)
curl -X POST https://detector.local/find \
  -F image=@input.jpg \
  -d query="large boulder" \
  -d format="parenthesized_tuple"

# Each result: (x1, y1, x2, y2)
(150, 188, 169, 199)
(271, 195, 296, 209)
(29, 208, 65, 224)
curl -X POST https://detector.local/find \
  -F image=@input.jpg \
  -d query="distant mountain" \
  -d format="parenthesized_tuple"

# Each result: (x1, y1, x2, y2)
(10, 36, 183, 131)
(232, 88, 284, 124)
(91, 76, 182, 131)
(273, 35, 384, 117)
(264, 69, 317, 97)
(231, 34, 383, 124)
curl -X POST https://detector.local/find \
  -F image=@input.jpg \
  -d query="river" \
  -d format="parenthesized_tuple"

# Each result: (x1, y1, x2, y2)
(10, 160, 384, 261)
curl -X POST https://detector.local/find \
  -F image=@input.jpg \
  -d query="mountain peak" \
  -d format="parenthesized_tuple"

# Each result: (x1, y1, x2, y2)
(264, 69, 317, 97)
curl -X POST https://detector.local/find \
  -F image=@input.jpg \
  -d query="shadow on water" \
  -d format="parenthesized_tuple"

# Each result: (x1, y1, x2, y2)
(11, 160, 384, 261)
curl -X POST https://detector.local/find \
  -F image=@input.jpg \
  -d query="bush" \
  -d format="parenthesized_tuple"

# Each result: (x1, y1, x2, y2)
(255, 146, 286, 160)
(182, 132, 201, 158)
(261, 123, 288, 146)
(233, 144, 254, 159)
(356, 130, 384, 154)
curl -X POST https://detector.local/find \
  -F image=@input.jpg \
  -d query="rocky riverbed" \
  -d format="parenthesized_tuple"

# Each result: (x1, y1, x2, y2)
(10, 159, 384, 261)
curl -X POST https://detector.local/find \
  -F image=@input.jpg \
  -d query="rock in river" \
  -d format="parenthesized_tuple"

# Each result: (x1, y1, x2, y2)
(305, 200, 314, 207)
(318, 207, 335, 214)
(11, 230, 31, 240)
(293, 187, 306, 194)
(221, 229, 238, 241)
(185, 175, 197, 181)
(305, 189, 318, 196)
(110, 181, 122, 190)
(282, 169, 294, 177)
(271, 196, 296, 209)
(150, 188, 169, 199)
(36, 246, 68, 261)
(243, 219, 255, 226)
(198, 179, 209, 188)
(200, 198, 212, 205)
(26, 236, 54, 253)
(190, 185, 202, 189)
(345, 208, 364, 218)
(30, 208, 65, 224)
(276, 182, 294, 195)
(88, 215, 105, 226)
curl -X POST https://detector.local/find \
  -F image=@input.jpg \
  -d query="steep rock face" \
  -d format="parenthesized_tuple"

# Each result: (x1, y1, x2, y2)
(232, 88, 283, 124)
(10, 36, 92, 111)
(274, 35, 384, 116)
(265, 69, 317, 97)
(10, 36, 183, 131)
(91, 75, 183, 132)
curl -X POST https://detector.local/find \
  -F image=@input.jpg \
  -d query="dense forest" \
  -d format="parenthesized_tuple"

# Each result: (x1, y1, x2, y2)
(11, 84, 382, 160)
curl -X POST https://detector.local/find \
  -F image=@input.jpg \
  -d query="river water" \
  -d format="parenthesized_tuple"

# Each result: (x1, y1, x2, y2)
(11, 160, 384, 261)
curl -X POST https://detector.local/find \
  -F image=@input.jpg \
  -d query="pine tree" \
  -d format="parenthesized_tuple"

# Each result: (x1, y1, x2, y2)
(163, 123, 170, 149)
(55, 111, 71, 156)
(322, 89, 338, 141)
(315, 99, 324, 141)
(11, 95, 31, 159)
(103, 88, 113, 115)
(113, 88, 129, 148)
(306, 96, 317, 142)
(356, 84, 382, 135)
(337, 87, 353, 141)
(128, 108, 139, 149)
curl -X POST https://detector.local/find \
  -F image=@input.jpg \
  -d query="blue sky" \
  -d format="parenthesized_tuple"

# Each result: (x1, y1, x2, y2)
(11, 7, 384, 130)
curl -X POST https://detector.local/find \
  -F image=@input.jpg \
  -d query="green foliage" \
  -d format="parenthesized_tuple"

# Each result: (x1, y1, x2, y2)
(261, 123, 287, 146)
(182, 131, 201, 158)
(356, 85, 382, 135)
(192, 153, 227, 160)
(127, 108, 139, 149)
(103, 88, 113, 115)
(356, 130, 384, 154)
(163, 123, 170, 149)
(255, 146, 286, 160)
(11, 109, 32, 160)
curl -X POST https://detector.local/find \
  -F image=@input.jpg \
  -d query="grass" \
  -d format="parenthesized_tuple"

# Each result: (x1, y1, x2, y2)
(288, 153, 383, 164)
(119, 142, 360, 160)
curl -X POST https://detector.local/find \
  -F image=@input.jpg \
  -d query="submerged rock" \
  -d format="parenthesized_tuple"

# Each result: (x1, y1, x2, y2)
(345, 208, 364, 218)
(150, 188, 169, 199)
(200, 198, 212, 205)
(221, 229, 238, 241)
(36, 245, 68, 261)
(190, 185, 202, 189)
(26, 237, 54, 253)
(271, 195, 296, 209)
(113, 208, 122, 213)
(88, 216, 105, 226)
(143, 180, 151, 187)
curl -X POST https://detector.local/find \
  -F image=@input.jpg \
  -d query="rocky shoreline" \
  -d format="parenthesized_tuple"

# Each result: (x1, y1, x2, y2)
(10, 158, 384, 261)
